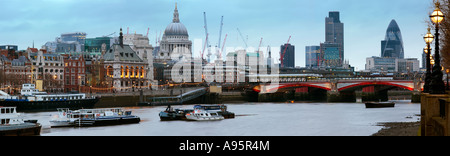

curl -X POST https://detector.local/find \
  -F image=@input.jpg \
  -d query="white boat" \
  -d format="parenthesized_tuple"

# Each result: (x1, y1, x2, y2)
(185, 109, 224, 121)
(0, 107, 41, 136)
(50, 108, 77, 127)
(50, 108, 140, 127)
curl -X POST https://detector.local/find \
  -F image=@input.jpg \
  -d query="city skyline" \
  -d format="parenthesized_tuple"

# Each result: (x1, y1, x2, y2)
(0, 0, 430, 70)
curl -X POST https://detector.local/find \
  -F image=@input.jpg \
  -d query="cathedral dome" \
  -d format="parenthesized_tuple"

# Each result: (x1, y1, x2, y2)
(164, 22, 188, 36)
(164, 3, 188, 37)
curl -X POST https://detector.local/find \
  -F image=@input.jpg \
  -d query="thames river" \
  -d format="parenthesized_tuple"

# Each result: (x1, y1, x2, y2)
(26, 100, 420, 136)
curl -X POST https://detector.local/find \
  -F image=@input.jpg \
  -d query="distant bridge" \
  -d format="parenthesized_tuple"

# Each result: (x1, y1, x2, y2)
(143, 88, 207, 106)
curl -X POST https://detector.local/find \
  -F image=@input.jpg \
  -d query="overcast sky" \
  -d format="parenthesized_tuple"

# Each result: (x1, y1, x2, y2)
(0, 0, 432, 70)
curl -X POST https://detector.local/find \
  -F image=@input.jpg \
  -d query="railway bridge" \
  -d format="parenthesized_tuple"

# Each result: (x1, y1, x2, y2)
(252, 78, 422, 102)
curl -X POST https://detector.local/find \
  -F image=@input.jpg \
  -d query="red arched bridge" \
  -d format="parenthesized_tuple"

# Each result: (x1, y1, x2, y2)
(252, 79, 422, 102)
(254, 80, 421, 93)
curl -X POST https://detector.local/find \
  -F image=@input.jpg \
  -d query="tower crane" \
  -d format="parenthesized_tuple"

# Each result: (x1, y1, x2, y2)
(257, 37, 263, 52)
(201, 33, 209, 61)
(280, 36, 292, 67)
(220, 34, 228, 59)
(217, 16, 224, 60)
(103, 32, 116, 37)
(203, 12, 212, 63)
(237, 28, 248, 49)
(146, 28, 150, 37)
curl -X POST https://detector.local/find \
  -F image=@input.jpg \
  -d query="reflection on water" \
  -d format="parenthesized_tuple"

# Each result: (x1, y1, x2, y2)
(25, 100, 420, 136)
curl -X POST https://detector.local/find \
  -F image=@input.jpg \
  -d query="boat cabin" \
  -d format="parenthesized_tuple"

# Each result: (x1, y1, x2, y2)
(21, 84, 46, 96)
(0, 107, 23, 125)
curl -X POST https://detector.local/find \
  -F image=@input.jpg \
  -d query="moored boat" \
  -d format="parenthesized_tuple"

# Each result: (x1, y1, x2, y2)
(0, 84, 100, 112)
(365, 102, 395, 108)
(185, 109, 224, 121)
(50, 108, 77, 127)
(159, 105, 193, 121)
(59, 108, 140, 127)
(159, 104, 234, 121)
(194, 105, 235, 119)
(0, 107, 41, 136)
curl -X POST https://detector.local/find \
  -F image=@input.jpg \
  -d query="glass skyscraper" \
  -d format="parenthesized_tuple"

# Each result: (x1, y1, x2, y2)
(61, 32, 87, 44)
(320, 43, 341, 67)
(323, 11, 344, 67)
(305, 46, 320, 68)
(381, 20, 404, 59)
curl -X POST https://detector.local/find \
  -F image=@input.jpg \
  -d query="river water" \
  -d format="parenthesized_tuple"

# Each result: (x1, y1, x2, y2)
(25, 100, 420, 136)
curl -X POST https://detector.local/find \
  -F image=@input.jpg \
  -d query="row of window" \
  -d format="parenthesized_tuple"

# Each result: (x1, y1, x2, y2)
(105, 66, 146, 78)
(65, 62, 85, 67)
(42, 96, 83, 101)
(32, 62, 63, 67)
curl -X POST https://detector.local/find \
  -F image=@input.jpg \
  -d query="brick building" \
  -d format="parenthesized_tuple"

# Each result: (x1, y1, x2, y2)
(63, 55, 85, 92)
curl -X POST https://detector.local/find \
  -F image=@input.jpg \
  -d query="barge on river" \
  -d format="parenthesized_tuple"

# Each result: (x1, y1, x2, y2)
(0, 84, 99, 112)
(365, 102, 395, 108)
(159, 104, 234, 121)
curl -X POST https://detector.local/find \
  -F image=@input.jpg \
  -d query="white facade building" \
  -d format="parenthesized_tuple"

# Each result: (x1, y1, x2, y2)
(28, 50, 65, 92)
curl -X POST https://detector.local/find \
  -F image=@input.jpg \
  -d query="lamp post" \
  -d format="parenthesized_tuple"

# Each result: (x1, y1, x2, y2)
(447, 69, 450, 90)
(430, 2, 446, 94)
(424, 28, 434, 93)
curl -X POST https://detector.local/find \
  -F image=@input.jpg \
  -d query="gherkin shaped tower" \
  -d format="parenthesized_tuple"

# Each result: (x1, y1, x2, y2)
(381, 19, 404, 59)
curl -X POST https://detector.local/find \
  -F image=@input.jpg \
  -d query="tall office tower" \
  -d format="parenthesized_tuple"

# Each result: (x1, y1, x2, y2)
(381, 19, 404, 59)
(324, 11, 344, 67)
(280, 43, 295, 68)
(422, 52, 427, 69)
(305, 46, 320, 68)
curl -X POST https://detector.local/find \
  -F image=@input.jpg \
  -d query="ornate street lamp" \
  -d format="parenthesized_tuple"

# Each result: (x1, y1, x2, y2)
(423, 28, 434, 93)
(447, 69, 450, 90)
(429, 2, 446, 94)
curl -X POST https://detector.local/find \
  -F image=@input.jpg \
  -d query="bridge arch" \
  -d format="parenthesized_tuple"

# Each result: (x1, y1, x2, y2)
(337, 81, 414, 92)
(254, 83, 332, 93)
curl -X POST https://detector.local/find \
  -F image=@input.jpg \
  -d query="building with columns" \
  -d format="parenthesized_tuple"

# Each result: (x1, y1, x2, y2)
(156, 3, 192, 62)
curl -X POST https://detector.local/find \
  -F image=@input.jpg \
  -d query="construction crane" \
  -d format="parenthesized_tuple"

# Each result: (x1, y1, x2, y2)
(217, 16, 224, 60)
(203, 12, 212, 63)
(146, 28, 150, 37)
(237, 28, 248, 49)
(280, 36, 292, 68)
(257, 37, 263, 53)
(201, 33, 209, 61)
(220, 34, 228, 59)
(103, 32, 116, 37)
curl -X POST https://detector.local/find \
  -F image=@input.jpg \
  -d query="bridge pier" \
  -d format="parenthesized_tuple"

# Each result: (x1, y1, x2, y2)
(327, 91, 356, 102)
(361, 90, 388, 102)
(293, 87, 328, 102)
(258, 91, 295, 102)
